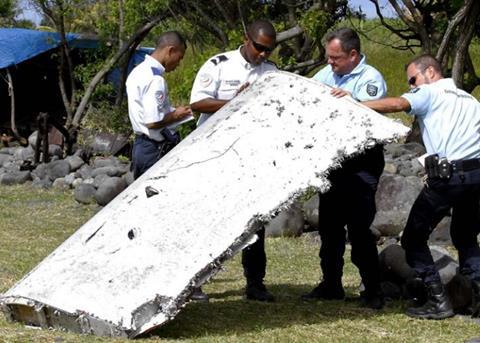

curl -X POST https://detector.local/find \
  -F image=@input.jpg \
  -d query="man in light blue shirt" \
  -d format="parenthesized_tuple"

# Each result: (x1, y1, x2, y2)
(364, 54, 480, 320)
(303, 28, 387, 310)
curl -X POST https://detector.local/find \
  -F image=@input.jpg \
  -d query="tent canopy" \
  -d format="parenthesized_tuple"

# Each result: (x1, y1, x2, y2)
(0, 28, 83, 69)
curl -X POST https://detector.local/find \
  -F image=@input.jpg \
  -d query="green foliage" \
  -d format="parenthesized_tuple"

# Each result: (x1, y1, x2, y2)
(299, 8, 330, 46)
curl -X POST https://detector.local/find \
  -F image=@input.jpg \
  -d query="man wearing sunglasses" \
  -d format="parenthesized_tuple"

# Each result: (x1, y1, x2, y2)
(362, 54, 480, 320)
(189, 19, 277, 302)
(303, 28, 387, 310)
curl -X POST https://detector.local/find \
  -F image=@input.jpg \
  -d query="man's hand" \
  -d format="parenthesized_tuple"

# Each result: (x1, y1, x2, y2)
(173, 106, 193, 121)
(330, 88, 351, 98)
(235, 82, 250, 96)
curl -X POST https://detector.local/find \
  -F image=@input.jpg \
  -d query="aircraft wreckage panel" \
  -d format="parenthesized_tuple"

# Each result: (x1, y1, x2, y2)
(1, 71, 409, 337)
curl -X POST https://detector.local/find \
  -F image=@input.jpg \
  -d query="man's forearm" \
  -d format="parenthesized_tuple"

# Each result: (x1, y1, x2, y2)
(362, 97, 411, 114)
(190, 98, 228, 114)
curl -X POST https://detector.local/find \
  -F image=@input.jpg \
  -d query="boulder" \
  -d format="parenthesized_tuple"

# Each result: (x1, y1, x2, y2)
(94, 177, 127, 206)
(74, 183, 97, 204)
(65, 155, 85, 172)
(46, 160, 71, 181)
(265, 202, 304, 237)
(0, 171, 31, 185)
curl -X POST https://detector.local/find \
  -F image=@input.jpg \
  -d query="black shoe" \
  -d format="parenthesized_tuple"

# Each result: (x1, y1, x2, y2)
(190, 287, 209, 302)
(360, 290, 385, 310)
(245, 283, 275, 302)
(301, 282, 345, 301)
(406, 281, 454, 320)
(471, 279, 480, 318)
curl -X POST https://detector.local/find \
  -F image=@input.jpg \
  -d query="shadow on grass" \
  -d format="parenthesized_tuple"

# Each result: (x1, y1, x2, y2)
(149, 283, 406, 339)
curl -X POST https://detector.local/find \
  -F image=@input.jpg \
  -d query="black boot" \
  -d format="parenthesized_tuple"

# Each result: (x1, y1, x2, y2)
(360, 289, 385, 310)
(471, 279, 480, 318)
(406, 282, 454, 320)
(245, 282, 275, 302)
(190, 287, 209, 302)
(301, 281, 345, 301)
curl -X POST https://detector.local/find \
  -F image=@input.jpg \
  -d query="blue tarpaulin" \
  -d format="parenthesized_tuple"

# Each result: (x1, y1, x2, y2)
(0, 28, 79, 69)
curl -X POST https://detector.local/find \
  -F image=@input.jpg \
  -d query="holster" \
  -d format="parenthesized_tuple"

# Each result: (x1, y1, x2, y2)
(425, 154, 452, 179)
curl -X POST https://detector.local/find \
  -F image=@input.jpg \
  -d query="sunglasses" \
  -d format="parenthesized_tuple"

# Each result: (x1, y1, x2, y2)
(408, 68, 429, 86)
(248, 34, 275, 53)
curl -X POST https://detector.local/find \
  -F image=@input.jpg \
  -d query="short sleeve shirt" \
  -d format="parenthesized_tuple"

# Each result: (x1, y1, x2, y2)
(312, 55, 387, 101)
(190, 47, 277, 126)
(401, 78, 480, 160)
(126, 55, 175, 142)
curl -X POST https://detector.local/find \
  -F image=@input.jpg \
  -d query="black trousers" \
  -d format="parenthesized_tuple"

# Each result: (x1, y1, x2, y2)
(318, 146, 384, 292)
(401, 168, 480, 284)
(242, 227, 266, 285)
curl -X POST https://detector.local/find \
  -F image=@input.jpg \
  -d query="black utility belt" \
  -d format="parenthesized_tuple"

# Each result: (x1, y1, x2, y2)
(425, 154, 480, 179)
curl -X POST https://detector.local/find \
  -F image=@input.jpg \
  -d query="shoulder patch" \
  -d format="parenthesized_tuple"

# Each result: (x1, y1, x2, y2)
(409, 87, 420, 93)
(155, 90, 165, 106)
(151, 67, 162, 76)
(366, 84, 378, 96)
(199, 73, 213, 88)
(210, 54, 228, 66)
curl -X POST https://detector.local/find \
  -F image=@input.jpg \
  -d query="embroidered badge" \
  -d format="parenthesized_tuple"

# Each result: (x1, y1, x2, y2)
(409, 87, 420, 93)
(200, 73, 213, 88)
(155, 90, 165, 105)
(366, 84, 378, 96)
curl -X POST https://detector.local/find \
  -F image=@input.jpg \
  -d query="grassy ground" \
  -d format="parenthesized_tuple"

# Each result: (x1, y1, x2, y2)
(0, 184, 479, 342)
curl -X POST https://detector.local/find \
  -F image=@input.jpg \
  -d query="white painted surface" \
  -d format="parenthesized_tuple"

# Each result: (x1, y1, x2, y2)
(1, 71, 409, 337)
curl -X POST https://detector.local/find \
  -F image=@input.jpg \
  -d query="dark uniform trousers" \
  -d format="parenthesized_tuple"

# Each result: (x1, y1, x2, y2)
(242, 227, 266, 285)
(401, 166, 480, 284)
(318, 145, 385, 292)
(132, 134, 178, 179)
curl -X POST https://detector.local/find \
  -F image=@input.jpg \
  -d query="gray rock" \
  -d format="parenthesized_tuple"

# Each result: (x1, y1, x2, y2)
(77, 164, 94, 179)
(94, 177, 127, 206)
(0, 147, 13, 155)
(91, 166, 123, 178)
(123, 171, 134, 186)
(302, 194, 319, 228)
(13, 146, 35, 161)
(373, 209, 409, 237)
(0, 171, 31, 185)
(93, 156, 118, 169)
(72, 178, 83, 188)
(383, 162, 397, 174)
(46, 160, 71, 181)
(0, 153, 13, 167)
(83, 177, 95, 185)
(265, 202, 304, 237)
(397, 159, 424, 177)
(94, 174, 110, 188)
(53, 177, 69, 190)
(32, 163, 48, 180)
(28, 131, 38, 147)
(402, 142, 426, 156)
(49, 144, 63, 158)
(376, 174, 423, 212)
(429, 216, 452, 245)
(65, 155, 85, 172)
(74, 183, 97, 204)
(64, 172, 76, 186)
(32, 178, 52, 189)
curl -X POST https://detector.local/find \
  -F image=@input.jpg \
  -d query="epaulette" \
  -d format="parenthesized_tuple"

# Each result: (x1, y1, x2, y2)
(210, 54, 228, 66)
(151, 67, 162, 76)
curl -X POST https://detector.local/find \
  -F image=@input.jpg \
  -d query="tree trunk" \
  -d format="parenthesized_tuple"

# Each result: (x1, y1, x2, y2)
(6, 68, 27, 146)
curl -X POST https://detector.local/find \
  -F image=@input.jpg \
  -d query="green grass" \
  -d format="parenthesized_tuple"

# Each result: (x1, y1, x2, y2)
(1, 184, 480, 342)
